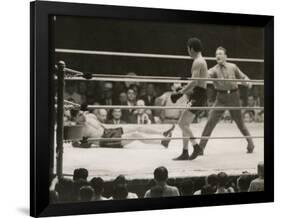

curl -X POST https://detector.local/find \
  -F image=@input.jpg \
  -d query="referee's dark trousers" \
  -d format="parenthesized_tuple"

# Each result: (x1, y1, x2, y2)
(199, 89, 254, 150)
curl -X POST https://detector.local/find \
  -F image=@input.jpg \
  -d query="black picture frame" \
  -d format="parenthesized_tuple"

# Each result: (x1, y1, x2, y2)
(30, 1, 274, 217)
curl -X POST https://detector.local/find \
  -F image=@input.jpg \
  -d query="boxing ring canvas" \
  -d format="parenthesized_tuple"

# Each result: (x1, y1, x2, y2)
(30, 1, 274, 217)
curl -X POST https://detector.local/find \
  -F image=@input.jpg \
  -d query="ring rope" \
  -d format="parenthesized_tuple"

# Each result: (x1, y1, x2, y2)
(61, 67, 264, 85)
(85, 105, 264, 110)
(55, 48, 264, 63)
(63, 135, 264, 143)
(64, 75, 264, 85)
(58, 66, 264, 85)
(64, 99, 80, 107)
(62, 100, 264, 111)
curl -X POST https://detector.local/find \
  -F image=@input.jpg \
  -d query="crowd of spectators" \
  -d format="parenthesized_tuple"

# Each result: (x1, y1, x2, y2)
(64, 73, 264, 124)
(50, 162, 264, 203)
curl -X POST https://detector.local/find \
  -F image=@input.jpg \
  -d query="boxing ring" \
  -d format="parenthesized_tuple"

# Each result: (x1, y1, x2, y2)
(61, 123, 263, 180)
(54, 49, 264, 180)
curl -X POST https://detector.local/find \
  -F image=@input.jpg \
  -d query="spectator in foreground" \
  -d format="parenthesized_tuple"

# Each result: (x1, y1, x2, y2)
(79, 186, 94, 202)
(90, 177, 108, 201)
(248, 162, 264, 192)
(73, 179, 90, 201)
(73, 168, 89, 181)
(150, 185, 165, 198)
(180, 179, 194, 196)
(112, 185, 129, 200)
(55, 178, 74, 202)
(201, 184, 215, 195)
(216, 172, 235, 194)
(237, 173, 252, 192)
(144, 166, 180, 198)
(194, 174, 217, 195)
(110, 175, 138, 200)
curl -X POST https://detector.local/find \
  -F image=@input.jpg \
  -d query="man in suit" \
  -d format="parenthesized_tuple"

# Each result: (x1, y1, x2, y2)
(140, 83, 156, 106)
(122, 88, 137, 123)
(106, 108, 126, 124)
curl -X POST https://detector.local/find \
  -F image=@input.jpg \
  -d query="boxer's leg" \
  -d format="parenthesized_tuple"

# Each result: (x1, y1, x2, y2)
(189, 95, 225, 159)
(173, 109, 195, 160)
(121, 124, 175, 148)
(121, 125, 173, 135)
(120, 124, 175, 147)
(121, 132, 161, 146)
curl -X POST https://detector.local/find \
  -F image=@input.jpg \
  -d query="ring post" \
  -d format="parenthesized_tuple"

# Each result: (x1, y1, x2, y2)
(56, 61, 65, 178)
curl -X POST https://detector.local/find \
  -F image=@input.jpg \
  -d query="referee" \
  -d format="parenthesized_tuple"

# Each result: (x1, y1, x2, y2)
(189, 46, 255, 160)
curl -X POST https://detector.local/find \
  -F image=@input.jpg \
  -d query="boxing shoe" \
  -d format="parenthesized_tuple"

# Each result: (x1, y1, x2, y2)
(189, 144, 203, 160)
(72, 137, 92, 148)
(173, 149, 189, 160)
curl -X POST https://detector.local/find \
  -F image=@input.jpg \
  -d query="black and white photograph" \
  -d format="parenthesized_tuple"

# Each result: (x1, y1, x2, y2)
(2, 0, 281, 217)
(52, 14, 265, 202)
(27, 1, 274, 217)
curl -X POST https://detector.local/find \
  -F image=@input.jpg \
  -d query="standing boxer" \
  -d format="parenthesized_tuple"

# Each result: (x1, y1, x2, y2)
(170, 37, 208, 160)
(189, 46, 255, 160)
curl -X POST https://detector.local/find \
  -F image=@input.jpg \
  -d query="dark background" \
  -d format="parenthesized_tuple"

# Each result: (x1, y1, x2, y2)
(54, 16, 264, 79)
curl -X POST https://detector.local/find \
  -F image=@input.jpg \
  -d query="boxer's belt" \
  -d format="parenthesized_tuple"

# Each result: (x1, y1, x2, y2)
(216, 88, 238, 94)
